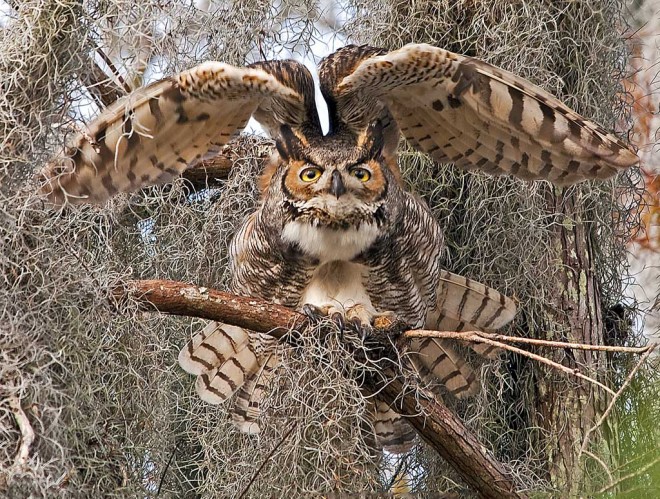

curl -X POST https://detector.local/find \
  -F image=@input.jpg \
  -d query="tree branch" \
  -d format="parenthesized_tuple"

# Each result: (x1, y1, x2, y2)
(114, 279, 527, 499)
(113, 279, 306, 335)
(8, 396, 34, 469)
(405, 330, 652, 354)
(180, 156, 234, 189)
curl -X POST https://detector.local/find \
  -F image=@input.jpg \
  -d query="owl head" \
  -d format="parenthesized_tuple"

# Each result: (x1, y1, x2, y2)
(260, 122, 402, 229)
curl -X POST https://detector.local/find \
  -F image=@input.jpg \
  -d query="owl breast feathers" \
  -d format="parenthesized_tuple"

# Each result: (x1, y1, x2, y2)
(40, 43, 637, 453)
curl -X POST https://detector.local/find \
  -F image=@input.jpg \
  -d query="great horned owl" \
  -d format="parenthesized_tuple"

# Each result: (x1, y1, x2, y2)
(40, 44, 637, 453)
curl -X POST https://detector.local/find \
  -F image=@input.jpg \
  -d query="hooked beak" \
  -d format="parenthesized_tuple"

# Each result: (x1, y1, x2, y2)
(329, 170, 346, 199)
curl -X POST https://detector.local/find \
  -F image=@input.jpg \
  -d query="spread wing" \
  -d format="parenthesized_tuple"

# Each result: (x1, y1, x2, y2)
(423, 270, 517, 362)
(318, 45, 400, 156)
(409, 271, 517, 399)
(40, 60, 320, 205)
(328, 43, 638, 185)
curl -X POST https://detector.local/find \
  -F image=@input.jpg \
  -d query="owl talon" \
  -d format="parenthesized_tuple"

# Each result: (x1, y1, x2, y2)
(302, 304, 326, 325)
(330, 311, 344, 329)
(359, 326, 371, 343)
(344, 317, 369, 341)
(330, 312, 348, 341)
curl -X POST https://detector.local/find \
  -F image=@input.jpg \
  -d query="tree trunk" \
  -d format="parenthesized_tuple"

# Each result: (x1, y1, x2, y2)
(534, 188, 607, 494)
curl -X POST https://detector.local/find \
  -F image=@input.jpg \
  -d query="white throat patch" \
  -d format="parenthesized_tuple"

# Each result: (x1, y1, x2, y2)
(282, 220, 379, 262)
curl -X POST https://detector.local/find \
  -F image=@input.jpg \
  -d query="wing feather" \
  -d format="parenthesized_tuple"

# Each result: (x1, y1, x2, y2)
(410, 337, 480, 397)
(40, 60, 318, 205)
(335, 43, 638, 184)
(425, 270, 517, 359)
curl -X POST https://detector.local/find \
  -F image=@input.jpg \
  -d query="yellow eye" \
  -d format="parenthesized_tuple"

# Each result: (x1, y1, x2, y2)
(300, 167, 322, 182)
(351, 168, 371, 182)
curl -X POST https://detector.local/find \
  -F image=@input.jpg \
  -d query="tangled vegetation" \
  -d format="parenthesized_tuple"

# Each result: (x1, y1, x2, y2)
(1, 1, 656, 497)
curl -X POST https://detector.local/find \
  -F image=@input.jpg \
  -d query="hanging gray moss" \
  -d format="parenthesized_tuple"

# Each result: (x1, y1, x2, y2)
(1, 1, 651, 497)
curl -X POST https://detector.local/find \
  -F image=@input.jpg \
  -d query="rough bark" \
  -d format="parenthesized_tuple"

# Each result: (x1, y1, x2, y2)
(535, 189, 608, 494)
(181, 156, 234, 189)
(114, 279, 528, 499)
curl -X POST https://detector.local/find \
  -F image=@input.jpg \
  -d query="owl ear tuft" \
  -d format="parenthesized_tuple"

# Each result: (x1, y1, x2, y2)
(275, 125, 305, 161)
(358, 120, 385, 160)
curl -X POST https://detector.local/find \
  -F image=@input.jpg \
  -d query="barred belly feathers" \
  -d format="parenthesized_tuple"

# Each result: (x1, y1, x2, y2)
(40, 43, 637, 452)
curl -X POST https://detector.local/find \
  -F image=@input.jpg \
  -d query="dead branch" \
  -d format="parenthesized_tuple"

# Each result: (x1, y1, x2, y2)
(113, 279, 306, 335)
(8, 396, 34, 469)
(404, 330, 652, 354)
(115, 279, 527, 499)
(80, 60, 125, 108)
(407, 330, 619, 396)
(94, 46, 132, 94)
(181, 156, 234, 189)
(180, 139, 272, 190)
(372, 373, 524, 498)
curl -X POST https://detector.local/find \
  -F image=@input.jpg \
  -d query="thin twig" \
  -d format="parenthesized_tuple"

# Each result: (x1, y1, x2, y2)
(8, 396, 34, 468)
(95, 46, 131, 93)
(583, 450, 613, 483)
(579, 344, 657, 457)
(407, 331, 618, 396)
(238, 423, 298, 499)
(156, 446, 177, 496)
(81, 60, 124, 107)
(597, 455, 660, 494)
(405, 330, 652, 354)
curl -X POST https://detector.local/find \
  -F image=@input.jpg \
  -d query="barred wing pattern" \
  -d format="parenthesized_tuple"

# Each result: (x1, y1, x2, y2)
(40, 60, 318, 205)
(370, 272, 517, 453)
(178, 322, 279, 433)
(39, 43, 636, 453)
(335, 44, 638, 185)
(409, 271, 517, 400)
(372, 401, 417, 454)
(39, 43, 638, 206)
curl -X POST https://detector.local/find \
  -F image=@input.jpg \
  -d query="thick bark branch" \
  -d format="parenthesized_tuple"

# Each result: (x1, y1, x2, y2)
(377, 377, 520, 498)
(114, 279, 527, 499)
(181, 156, 234, 189)
(113, 279, 306, 335)
(80, 60, 125, 108)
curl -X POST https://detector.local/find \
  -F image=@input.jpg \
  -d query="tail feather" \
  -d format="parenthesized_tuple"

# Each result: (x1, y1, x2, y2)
(372, 401, 415, 454)
(432, 270, 516, 331)
(410, 337, 479, 398)
(427, 315, 502, 359)
(178, 322, 250, 375)
(232, 343, 278, 434)
(427, 270, 517, 359)
(193, 341, 261, 404)
(179, 322, 278, 432)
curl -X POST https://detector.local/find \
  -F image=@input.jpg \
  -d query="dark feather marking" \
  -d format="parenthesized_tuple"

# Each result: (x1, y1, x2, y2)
(101, 173, 118, 196)
(432, 99, 444, 112)
(148, 97, 164, 122)
(507, 87, 524, 127)
(199, 341, 228, 364)
(539, 103, 557, 142)
(447, 95, 461, 108)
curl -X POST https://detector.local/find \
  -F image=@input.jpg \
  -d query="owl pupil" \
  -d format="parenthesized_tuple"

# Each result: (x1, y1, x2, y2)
(352, 168, 370, 182)
(300, 167, 321, 182)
